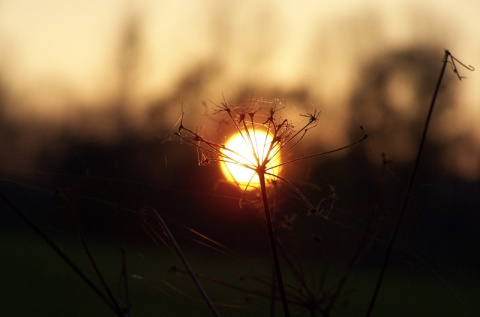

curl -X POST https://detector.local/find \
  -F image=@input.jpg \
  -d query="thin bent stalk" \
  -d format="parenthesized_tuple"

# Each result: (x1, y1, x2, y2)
(365, 49, 473, 317)
(156, 214, 221, 317)
(0, 191, 126, 317)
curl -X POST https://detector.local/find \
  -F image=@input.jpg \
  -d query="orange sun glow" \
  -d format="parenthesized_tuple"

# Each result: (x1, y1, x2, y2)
(220, 130, 281, 190)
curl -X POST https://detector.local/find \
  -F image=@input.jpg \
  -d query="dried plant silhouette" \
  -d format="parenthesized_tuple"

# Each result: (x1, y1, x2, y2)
(166, 205, 376, 317)
(365, 49, 474, 317)
(1, 49, 475, 317)
(176, 99, 367, 212)
(175, 98, 368, 316)
(141, 208, 220, 317)
(0, 191, 132, 317)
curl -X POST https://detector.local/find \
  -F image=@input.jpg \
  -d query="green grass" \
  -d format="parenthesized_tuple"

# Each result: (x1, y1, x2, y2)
(1, 230, 478, 317)
(0, 230, 271, 317)
(338, 266, 480, 317)
(1, 231, 114, 316)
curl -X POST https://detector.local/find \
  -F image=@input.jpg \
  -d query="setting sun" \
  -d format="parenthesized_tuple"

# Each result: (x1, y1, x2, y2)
(220, 130, 281, 190)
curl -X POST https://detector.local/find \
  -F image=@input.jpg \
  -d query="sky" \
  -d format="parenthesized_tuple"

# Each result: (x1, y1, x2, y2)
(1, 0, 480, 178)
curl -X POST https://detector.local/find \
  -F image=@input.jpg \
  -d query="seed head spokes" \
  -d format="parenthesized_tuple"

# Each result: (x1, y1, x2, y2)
(176, 98, 367, 211)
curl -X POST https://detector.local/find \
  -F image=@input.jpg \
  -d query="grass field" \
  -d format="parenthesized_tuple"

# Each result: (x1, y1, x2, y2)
(2, 230, 478, 317)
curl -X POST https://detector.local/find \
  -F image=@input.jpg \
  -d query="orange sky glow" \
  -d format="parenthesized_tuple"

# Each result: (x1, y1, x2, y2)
(0, 0, 479, 178)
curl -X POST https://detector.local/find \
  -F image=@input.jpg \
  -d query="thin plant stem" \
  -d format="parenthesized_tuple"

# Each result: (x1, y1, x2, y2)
(0, 191, 125, 317)
(365, 49, 451, 317)
(156, 214, 221, 317)
(61, 189, 125, 314)
(270, 182, 279, 317)
(79, 236, 124, 313)
(258, 171, 291, 317)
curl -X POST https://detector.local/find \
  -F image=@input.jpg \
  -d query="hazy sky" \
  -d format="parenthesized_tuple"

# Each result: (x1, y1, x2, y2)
(2, 0, 478, 106)
(1, 0, 479, 177)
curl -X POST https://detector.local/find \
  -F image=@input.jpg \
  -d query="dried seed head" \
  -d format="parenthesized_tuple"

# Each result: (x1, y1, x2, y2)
(175, 98, 366, 210)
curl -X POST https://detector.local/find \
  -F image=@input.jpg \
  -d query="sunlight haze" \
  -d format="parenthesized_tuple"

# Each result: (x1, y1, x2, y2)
(1, 0, 479, 178)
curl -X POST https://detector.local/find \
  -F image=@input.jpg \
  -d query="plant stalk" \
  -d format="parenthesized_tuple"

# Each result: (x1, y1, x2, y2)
(365, 49, 450, 317)
(156, 214, 221, 317)
(258, 171, 291, 317)
(0, 191, 126, 317)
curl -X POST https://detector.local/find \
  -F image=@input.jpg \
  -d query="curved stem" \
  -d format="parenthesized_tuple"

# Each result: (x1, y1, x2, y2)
(0, 191, 125, 317)
(157, 215, 221, 317)
(365, 49, 450, 317)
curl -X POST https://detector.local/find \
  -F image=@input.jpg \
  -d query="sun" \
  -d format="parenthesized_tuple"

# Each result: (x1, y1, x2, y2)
(220, 129, 281, 190)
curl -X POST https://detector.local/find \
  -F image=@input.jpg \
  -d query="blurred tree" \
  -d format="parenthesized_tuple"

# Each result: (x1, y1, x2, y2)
(114, 10, 143, 129)
(349, 46, 456, 164)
